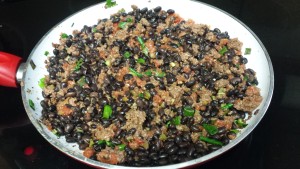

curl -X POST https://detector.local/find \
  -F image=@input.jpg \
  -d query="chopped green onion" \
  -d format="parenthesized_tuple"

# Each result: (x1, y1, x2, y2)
(137, 36, 149, 56)
(129, 68, 143, 78)
(28, 99, 35, 110)
(126, 18, 133, 22)
(89, 139, 94, 147)
(118, 8, 125, 13)
(230, 129, 240, 134)
(30, 60, 36, 70)
(138, 93, 144, 98)
(137, 36, 145, 47)
(38, 77, 46, 89)
(166, 121, 171, 127)
(118, 144, 126, 151)
(171, 116, 181, 125)
(200, 136, 223, 146)
(74, 58, 84, 71)
(44, 51, 49, 56)
(159, 133, 167, 141)
(234, 118, 248, 128)
(219, 46, 228, 56)
(52, 129, 59, 136)
(202, 124, 218, 135)
(142, 47, 149, 56)
(105, 60, 111, 66)
(243, 75, 249, 81)
(77, 76, 86, 87)
(143, 91, 151, 100)
(244, 48, 251, 55)
(123, 51, 131, 59)
(106, 141, 114, 147)
(105, 0, 117, 8)
(137, 58, 146, 64)
(118, 22, 127, 29)
(92, 27, 97, 33)
(61, 33, 68, 39)
(183, 106, 195, 117)
(97, 140, 106, 145)
(144, 69, 152, 76)
(154, 71, 166, 78)
(103, 105, 113, 119)
(221, 103, 233, 111)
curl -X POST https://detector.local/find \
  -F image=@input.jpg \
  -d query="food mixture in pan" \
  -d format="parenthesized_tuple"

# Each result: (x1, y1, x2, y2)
(40, 5, 262, 166)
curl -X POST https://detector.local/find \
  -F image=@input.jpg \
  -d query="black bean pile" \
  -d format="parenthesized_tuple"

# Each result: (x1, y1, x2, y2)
(40, 5, 262, 166)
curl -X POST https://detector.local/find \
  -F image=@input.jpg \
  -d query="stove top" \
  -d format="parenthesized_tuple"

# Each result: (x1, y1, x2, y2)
(1, 0, 300, 169)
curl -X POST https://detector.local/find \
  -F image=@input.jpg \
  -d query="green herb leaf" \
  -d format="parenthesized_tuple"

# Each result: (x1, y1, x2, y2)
(126, 17, 133, 22)
(221, 103, 233, 111)
(154, 71, 166, 78)
(138, 93, 144, 98)
(143, 91, 151, 100)
(202, 124, 218, 135)
(103, 105, 113, 119)
(92, 27, 97, 33)
(144, 69, 152, 76)
(52, 129, 59, 136)
(234, 118, 248, 128)
(137, 36, 145, 47)
(118, 144, 126, 151)
(106, 141, 114, 147)
(244, 48, 251, 55)
(118, 8, 125, 13)
(129, 68, 143, 78)
(77, 76, 86, 87)
(159, 133, 167, 141)
(171, 116, 181, 125)
(29, 99, 35, 110)
(105, 0, 117, 8)
(118, 22, 127, 29)
(183, 106, 195, 117)
(142, 47, 149, 56)
(89, 139, 94, 147)
(97, 140, 106, 145)
(44, 51, 49, 56)
(74, 58, 84, 71)
(219, 46, 228, 56)
(200, 136, 223, 146)
(230, 129, 240, 134)
(166, 121, 171, 127)
(61, 33, 68, 39)
(243, 75, 249, 81)
(38, 77, 46, 89)
(123, 51, 131, 59)
(137, 58, 146, 64)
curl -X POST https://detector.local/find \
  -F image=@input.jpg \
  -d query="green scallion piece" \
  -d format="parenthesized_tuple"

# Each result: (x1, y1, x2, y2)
(137, 58, 146, 64)
(38, 77, 46, 89)
(234, 118, 248, 128)
(154, 71, 166, 78)
(244, 48, 251, 55)
(105, 0, 117, 8)
(171, 116, 181, 125)
(44, 51, 49, 56)
(126, 17, 133, 22)
(200, 136, 223, 146)
(92, 27, 97, 33)
(202, 124, 218, 135)
(77, 76, 86, 87)
(28, 99, 35, 110)
(144, 69, 152, 76)
(97, 140, 106, 145)
(230, 129, 240, 134)
(74, 58, 84, 71)
(103, 105, 113, 119)
(129, 68, 143, 78)
(89, 139, 94, 147)
(118, 22, 127, 29)
(219, 46, 228, 56)
(123, 51, 131, 59)
(118, 144, 126, 151)
(221, 103, 233, 111)
(144, 91, 151, 100)
(183, 106, 195, 117)
(106, 141, 114, 147)
(61, 33, 68, 39)
(159, 133, 167, 141)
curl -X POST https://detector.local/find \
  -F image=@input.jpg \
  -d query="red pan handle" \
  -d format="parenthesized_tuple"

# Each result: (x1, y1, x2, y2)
(0, 51, 22, 87)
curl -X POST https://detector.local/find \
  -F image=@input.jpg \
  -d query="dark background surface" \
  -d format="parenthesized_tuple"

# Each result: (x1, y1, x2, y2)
(0, 0, 299, 169)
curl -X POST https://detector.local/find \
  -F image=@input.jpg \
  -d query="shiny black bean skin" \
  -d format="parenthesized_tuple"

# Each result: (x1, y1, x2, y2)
(167, 146, 179, 155)
(178, 141, 189, 148)
(158, 153, 168, 159)
(208, 145, 222, 151)
(185, 80, 196, 88)
(167, 9, 175, 14)
(64, 123, 74, 133)
(128, 128, 137, 135)
(154, 6, 162, 12)
(79, 143, 88, 150)
(230, 77, 242, 85)
(187, 145, 196, 157)
(158, 159, 168, 165)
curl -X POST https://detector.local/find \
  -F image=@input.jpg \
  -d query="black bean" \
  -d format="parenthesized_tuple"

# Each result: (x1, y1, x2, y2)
(230, 77, 242, 85)
(175, 136, 182, 144)
(167, 146, 179, 155)
(187, 145, 195, 157)
(154, 6, 162, 13)
(128, 128, 137, 135)
(218, 126, 227, 134)
(164, 141, 175, 150)
(185, 80, 196, 88)
(66, 136, 76, 143)
(158, 153, 168, 159)
(178, 141, 189, 148)
(145, 83, 155, 90)
(140, 7, 148, 14)
(65, 92, 76, 97)
(208, 145, 221, 151)
(158, 159, 168, 165)
(64, 123, 74, 133)
(167, 9, 175, 14)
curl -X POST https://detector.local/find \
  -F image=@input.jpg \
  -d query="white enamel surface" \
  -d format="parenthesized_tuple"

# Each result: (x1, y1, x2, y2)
(21, 0, 274, 168)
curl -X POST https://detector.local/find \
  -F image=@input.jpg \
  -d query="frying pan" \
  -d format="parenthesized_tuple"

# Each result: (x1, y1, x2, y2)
(0, 0, 274, 168)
